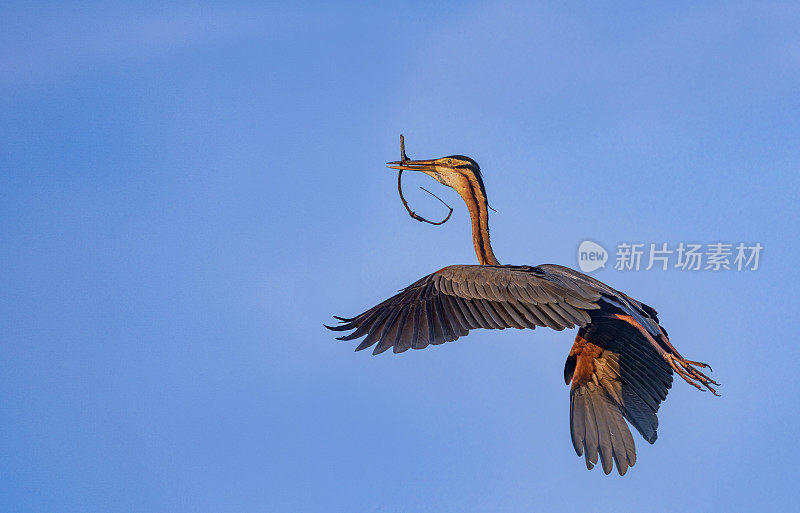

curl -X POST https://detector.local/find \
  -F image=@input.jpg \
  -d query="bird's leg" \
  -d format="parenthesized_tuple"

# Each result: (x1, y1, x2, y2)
(601, 314, 720, 395)
(682, 358, 713, 371)
(654, 326, 720, 395)
(663, 354, 721, 396)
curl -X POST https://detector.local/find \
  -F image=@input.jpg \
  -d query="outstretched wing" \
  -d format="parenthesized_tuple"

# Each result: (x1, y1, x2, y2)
(326, 264, 604, 355)
(564, 316, 674, 476)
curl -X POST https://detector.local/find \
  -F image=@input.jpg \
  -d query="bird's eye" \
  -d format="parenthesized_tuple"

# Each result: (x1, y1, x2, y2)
(447, 159, 453, 165)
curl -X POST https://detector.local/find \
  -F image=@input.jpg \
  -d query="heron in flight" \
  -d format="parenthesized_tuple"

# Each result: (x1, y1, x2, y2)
(327, 150, 718, 476)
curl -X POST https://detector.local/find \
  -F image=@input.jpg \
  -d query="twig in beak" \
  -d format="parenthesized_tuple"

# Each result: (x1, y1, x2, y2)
(397, 171, 453, 225)
(396, 134, 453, 225)
(400, 134, 408, 162)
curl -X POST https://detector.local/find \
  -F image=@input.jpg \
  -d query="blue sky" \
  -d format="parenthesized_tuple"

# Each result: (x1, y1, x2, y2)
(2, 2, 799, 511)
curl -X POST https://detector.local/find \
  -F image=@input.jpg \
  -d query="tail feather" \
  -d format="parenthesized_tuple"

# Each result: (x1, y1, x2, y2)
(566, 317, 674, 475)
(570, 381, 636, 475)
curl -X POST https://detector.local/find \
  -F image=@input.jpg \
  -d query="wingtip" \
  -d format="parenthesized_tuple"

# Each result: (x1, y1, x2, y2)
(326, 321, 355, 332)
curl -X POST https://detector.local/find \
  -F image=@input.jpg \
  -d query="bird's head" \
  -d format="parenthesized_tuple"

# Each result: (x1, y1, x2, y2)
(386, 155, 487, 201)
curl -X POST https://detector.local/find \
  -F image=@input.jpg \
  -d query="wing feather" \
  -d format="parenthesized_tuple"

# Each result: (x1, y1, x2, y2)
(329, 264, 610, 353)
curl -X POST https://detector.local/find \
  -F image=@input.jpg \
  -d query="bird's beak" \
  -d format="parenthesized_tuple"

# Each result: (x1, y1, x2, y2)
(386, 159, 437, 172)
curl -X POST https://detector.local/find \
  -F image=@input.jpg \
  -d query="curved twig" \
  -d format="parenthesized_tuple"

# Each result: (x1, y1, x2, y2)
(396, 134, 453, 225)
(397, 170, 453, 225)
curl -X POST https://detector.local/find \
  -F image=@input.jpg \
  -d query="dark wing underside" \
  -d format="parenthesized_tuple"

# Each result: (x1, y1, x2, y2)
(565, 316, 673, 475)
(326, 264, 605, 354)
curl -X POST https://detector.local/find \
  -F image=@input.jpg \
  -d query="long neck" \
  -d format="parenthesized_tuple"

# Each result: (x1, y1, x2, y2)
(458, 174, 499, 265)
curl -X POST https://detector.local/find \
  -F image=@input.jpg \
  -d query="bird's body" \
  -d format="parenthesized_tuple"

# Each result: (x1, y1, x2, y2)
(327, 151, 718, 476)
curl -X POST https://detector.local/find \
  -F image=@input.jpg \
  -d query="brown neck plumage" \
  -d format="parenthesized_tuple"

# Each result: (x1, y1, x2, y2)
(457, 172, 499, 266)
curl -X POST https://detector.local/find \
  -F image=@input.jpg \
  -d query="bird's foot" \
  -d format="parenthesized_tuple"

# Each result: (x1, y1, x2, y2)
(664, 353, 720, 396)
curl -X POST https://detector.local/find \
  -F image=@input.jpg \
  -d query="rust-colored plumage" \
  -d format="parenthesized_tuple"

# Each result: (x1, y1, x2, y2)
(327, 147, 718, 475)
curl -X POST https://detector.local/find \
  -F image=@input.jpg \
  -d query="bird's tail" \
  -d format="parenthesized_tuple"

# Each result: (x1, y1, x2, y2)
(565, 319, 675, 475)
(569, 375, 637, 475)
